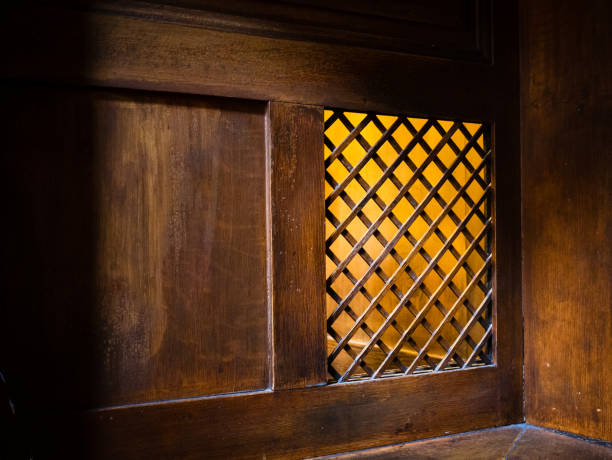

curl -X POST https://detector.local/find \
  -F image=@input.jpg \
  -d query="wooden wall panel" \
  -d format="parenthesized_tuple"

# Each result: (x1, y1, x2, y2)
(0, 85, 269, 408)
(267, 102, 327, 389)
(62, 367, 513, 459)
(96, 0, 491, 62)
(1, 5, 496, 122)
(521, 0, 612, 441)
(0, 0, 523, 457)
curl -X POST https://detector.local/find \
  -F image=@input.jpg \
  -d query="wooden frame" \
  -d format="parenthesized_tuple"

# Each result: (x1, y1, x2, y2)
(267, 102, 327, 390)
(88, 0, 493, 62)
(3, 5, 496, 120)
(1, 1, 522, 458)
(323, 110, 494, 382)
(82, 367, 513, 459)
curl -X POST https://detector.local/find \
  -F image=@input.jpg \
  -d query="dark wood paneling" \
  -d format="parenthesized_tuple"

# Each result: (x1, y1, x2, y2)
(267, 102, 327, 389)
(64, 367, 515, 459)
(0, 0, 523, 457)
(521, 0, 612, 441)
(489, 0, 523, 425)
(90, 0, 491, 62)
(1, 5, 496, 121)
(0, 85, 269, 408)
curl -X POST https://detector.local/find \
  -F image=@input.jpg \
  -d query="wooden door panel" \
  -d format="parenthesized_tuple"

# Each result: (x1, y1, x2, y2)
(2, 87, 269, 408)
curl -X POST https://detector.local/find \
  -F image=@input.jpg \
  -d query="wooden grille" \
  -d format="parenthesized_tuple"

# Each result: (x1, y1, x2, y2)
(324, 109, 493, 383)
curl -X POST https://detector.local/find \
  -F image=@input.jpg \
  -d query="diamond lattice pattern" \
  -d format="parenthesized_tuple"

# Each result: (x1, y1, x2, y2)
(325, 109, 493, 382)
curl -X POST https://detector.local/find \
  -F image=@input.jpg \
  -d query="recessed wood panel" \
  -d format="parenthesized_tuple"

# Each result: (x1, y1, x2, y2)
(1, 86, 269, 408)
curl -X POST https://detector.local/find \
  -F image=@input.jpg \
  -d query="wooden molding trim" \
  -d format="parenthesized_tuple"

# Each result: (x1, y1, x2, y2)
(1, 5, 497, 120)
(82, 0, 492, 63)
(48, 366, 521, 459)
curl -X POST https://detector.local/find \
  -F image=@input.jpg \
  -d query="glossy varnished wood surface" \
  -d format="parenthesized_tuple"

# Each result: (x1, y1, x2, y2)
(268, 102, 327, 389)
(521, 0, 612, 441)
(1, 85, 269, 408)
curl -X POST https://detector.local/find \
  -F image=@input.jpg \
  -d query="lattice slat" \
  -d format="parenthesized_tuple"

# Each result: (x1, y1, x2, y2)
(325, 109, 493, 382)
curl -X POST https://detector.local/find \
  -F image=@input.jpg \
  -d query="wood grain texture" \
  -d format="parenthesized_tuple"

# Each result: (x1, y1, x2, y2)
(0, 85, 269, 408)
(521, 0, 612, 441)
(267, 102, 326, 389)
(488, 0, 524, 425)
(0, 0, 524, 457)
(1, 5, 497, 121)
(71, 367, 516, 459)
(90, 0, 491, 62)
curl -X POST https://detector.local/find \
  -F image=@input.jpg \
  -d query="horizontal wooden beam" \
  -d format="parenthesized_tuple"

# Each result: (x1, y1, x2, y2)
(2, 5, 497, 120)
(45, 366, 520, 459)
(87, 0, 492, 62)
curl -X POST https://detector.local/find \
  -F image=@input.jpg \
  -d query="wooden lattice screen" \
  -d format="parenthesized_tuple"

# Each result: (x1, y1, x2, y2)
(324, 109, 493, 383)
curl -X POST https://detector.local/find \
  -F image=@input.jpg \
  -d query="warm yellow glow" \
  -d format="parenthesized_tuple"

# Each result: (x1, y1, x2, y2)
(324, 110, 491, 380)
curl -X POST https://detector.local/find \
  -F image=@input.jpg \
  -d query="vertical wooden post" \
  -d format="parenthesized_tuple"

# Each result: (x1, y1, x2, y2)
(266, 102, 327, 390)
